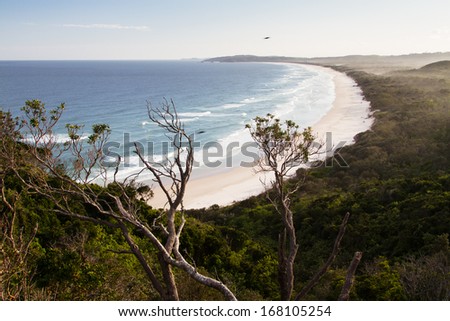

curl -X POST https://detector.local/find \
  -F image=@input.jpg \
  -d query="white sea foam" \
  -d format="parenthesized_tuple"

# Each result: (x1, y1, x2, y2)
(21, 133, 89, 145)
(178, 111, 211, 117)
(222, 103, 245, 109)
(270, 65, 335, 127)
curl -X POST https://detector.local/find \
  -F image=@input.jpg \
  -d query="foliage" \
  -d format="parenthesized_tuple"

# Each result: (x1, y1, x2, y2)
(246, 113, 317, 173)
(190, 65, 450, 300)
(355, 257, 407, 300)
(1, 63, 449, 300)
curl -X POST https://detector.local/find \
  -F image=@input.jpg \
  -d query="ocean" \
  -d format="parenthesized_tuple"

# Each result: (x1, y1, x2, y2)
(0, 60, 335, 179)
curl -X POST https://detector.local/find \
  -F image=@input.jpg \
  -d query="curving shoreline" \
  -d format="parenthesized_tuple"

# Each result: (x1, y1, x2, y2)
(149, 65, 373, 209)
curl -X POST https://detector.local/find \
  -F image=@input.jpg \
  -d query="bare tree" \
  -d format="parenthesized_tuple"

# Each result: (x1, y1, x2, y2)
(338, 251, 363, 301)
(134, 99, 236, 300)
(247, 113, 320, 300)
(4, 100, 236, 300)
(397, 250, 449, 300)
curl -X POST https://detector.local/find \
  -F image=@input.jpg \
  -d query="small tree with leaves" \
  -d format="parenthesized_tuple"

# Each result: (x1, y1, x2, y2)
(246, 113, 319, 300)
(247, 114, 359, 301)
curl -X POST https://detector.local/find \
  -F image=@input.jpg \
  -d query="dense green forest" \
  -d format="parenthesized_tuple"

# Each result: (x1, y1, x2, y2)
(1, 61, 449, 300)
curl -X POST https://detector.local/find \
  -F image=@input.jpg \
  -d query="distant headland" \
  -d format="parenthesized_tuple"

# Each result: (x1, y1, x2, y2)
(203, 52, 450, 74)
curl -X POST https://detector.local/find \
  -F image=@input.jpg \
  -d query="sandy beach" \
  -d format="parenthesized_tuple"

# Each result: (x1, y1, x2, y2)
(149, 65, 373, 209)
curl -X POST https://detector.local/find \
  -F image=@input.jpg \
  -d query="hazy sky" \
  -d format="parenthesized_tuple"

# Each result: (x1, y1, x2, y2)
(1, 0, 449, 60)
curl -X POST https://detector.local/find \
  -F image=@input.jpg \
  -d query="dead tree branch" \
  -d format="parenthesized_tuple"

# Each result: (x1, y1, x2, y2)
(338, 251, 363, 301)
(295, 212, 350, 300)
(4, 99, 237, 301)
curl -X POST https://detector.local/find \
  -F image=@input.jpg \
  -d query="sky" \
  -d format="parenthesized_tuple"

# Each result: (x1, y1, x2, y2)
(1, 0, 449, 60)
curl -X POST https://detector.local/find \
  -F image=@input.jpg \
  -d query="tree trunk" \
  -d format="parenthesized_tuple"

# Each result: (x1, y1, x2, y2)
(118, 222, 165, 299)
(278, 208, 299, 300)
(338, 251, 363, 301)
(278, 229, 289, 300)
(170, 252, 238, 301)
(157, 253, 179, 300)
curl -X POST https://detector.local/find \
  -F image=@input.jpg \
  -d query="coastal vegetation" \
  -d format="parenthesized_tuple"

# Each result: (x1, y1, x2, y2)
(1, 58, 449, 300)
(1, 99, 236, 301)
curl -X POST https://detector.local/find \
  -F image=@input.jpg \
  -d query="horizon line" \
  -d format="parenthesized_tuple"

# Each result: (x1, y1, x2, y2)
(1, 51, 449, 62)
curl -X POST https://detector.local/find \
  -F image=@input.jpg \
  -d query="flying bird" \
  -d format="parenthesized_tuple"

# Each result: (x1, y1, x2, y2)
(264, 36, 270, 40)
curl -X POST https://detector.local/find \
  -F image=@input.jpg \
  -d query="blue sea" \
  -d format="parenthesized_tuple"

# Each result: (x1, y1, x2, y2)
(0, 60, 334, 178)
